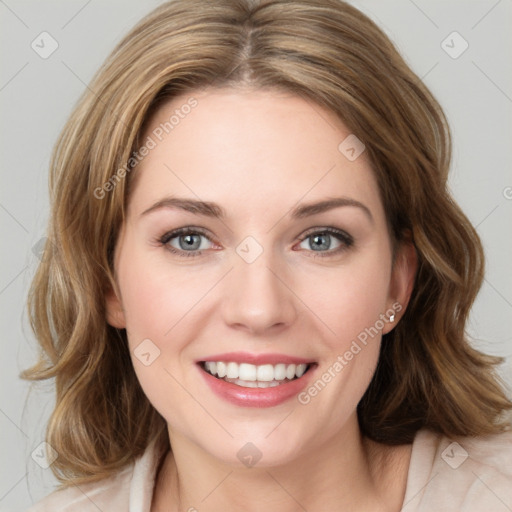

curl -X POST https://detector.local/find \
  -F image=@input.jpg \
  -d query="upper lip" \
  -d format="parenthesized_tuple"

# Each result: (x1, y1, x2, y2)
(197, 352, 314, 366)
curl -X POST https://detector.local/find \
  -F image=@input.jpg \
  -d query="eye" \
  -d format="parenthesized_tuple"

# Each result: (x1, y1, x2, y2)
(159, 227, 215, 258)
(158, 226, 354, 259)
(296, 227, 354, 257)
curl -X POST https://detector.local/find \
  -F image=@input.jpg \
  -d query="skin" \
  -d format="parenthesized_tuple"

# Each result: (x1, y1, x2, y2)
(106, 87, 418, 511)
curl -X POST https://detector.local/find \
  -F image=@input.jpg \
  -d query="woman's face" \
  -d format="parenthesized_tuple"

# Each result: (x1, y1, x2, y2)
(107, 87, 415, 467)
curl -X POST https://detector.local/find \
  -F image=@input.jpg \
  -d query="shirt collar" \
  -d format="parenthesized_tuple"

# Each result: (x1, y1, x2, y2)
(129, 435, 168, 512)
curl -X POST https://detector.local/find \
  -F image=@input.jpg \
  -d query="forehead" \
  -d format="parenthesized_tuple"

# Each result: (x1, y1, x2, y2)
(128, 87, 384, 224)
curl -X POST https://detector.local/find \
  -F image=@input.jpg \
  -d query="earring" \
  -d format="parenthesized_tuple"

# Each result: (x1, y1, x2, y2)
(389, 313, 395, 322)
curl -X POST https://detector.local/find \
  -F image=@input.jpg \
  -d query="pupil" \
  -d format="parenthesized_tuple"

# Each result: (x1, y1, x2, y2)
(312, 234, 330, 251)
(181, 234, 200, 250)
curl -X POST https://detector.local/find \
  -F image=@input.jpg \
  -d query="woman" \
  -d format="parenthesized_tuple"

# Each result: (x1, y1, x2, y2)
(22, 0, 512, 510)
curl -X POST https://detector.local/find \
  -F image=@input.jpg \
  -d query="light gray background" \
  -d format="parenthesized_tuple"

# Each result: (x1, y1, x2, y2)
(1, 1, 511, 510)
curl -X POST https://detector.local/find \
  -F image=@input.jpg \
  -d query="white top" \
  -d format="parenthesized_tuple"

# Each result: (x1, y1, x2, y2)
(26, 428, 512, 511)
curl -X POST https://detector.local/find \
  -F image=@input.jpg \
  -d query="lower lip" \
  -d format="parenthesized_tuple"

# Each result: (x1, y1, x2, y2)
(198, 364, 316, 408)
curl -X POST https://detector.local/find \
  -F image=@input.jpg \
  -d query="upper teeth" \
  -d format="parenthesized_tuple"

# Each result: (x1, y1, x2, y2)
(204, 361, 308, 381)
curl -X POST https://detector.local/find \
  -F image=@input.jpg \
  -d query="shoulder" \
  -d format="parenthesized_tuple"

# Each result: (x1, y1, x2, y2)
(25, 437, 166, 512)
(403, 428, 512, 512)
(24, 464, 134, 512)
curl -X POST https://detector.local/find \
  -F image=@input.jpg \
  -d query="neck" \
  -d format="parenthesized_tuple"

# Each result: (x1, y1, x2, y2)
(152, 416, 411, 512)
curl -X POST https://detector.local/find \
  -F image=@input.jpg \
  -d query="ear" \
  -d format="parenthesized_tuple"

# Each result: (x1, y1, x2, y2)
(105, 281, 126, 329)
(382, 235, 418, 335)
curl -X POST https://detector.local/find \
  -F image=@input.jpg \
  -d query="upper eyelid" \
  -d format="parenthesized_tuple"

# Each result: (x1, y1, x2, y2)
(299, 226, 352, 239)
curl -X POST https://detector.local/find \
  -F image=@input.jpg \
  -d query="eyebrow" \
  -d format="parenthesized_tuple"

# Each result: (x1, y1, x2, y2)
(140, 196, 373, 223)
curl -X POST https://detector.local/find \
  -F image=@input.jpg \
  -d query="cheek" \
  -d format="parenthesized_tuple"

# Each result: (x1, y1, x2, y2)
(300, 246, 392, 352)
(295, 256, 390, 428)
(115, 248, 205, 418)
(292, 245, 391, 416)
(117, 246, 205, 343)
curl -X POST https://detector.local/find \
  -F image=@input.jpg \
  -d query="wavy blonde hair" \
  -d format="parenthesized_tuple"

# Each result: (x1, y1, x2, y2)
(21, 0, 511, 487)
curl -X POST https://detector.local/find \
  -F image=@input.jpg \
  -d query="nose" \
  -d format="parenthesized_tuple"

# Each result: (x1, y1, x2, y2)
(221, 249, 298, 336)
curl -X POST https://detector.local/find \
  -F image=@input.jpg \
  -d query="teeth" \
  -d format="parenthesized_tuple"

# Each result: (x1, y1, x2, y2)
(226, 378, 281, 388)
(296, 363, 308, 378)
(205, 361, 217, 374)
(274, 363, 286, 380)
(226, 362, 238, 379)
(217, 361, 227, 378)
(240, 363, 257, 381)
(256, 364, 274, 382)
(203, 361, 310, 382)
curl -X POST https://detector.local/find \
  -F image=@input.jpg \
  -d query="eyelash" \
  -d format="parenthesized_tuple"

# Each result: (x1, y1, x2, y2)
(158, 226, 354, 259)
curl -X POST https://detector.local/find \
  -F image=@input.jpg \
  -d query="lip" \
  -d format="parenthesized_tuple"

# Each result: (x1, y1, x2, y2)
(197, 351, 313, 366)
(197, 355, 317, 408)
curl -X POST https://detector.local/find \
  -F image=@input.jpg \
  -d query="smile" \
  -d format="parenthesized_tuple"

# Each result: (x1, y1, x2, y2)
(201, 361, 310, 388)
(197, 354, 317, 408)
